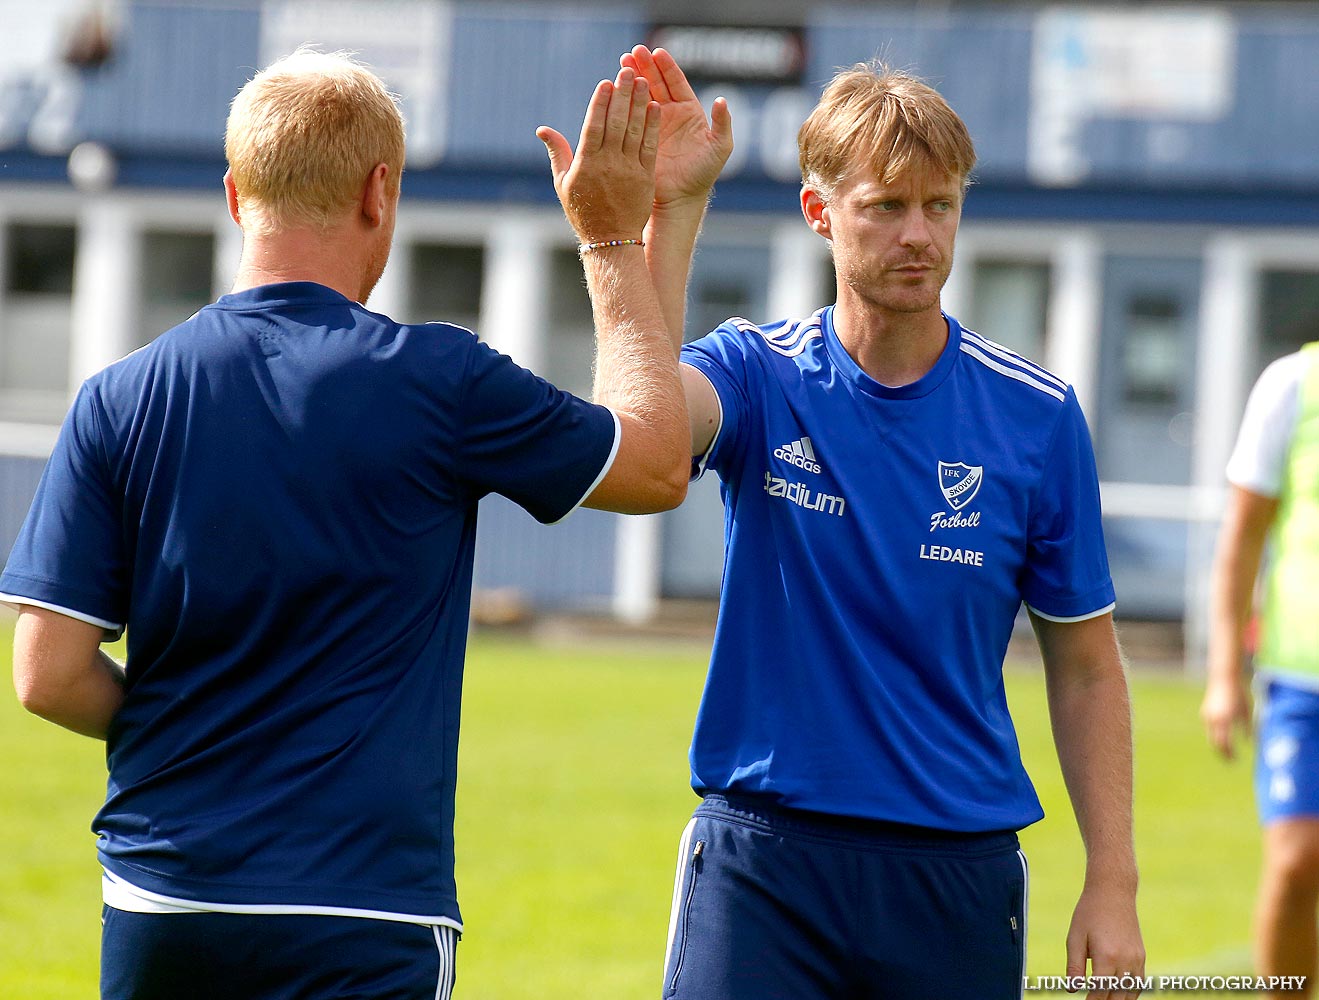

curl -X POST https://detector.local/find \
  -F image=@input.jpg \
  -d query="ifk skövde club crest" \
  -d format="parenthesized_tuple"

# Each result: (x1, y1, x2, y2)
(938, 461, 983, 511)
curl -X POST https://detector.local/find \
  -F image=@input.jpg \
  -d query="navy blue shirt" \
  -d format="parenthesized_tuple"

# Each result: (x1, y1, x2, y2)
(1, 282, 618, 924)
(680, 308, 1114, 831)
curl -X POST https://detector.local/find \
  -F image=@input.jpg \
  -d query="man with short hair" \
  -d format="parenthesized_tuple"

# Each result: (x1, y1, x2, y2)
(4, 48, 687, 999)
(623, 48, 1145, 999)
(1203, 344, 1319, 999)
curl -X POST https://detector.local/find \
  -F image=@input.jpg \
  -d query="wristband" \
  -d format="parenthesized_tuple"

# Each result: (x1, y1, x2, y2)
(578, 239, 645, 254)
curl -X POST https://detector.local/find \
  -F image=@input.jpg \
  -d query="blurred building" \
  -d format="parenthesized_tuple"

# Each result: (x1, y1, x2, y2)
(0, 1, 1317, 656)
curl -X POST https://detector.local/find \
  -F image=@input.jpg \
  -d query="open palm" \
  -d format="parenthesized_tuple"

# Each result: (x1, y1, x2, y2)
(621, 45, 733, 208)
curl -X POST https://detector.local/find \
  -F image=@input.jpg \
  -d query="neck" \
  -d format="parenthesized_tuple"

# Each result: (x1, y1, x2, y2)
(230, 224, 375, 304)
(831, 289, 948, 387)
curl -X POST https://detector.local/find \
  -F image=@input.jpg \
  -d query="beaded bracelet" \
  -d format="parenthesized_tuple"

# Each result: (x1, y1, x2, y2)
(579, 238, 645, 254)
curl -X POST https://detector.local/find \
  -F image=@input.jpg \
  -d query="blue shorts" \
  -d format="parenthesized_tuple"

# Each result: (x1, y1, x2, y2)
(100, 906, 457, 1000)
(662, 794, 1027, 1000)
(1256, 679, 1319, 825)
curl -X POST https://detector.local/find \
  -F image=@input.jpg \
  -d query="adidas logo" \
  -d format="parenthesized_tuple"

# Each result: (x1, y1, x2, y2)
(773, 436, 822, 474)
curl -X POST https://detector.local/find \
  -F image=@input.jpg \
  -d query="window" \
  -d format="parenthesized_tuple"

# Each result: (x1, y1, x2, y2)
(1258, 269, 1319, 380)
(0, 222, 76, 422)
(1121, 294, 1182, 407)
(969, 260, 1050, 361)
(409, 243, 484, 334)
(7, 223, 75, 294)
(543, 247, 594, 399)
(685, 242, 771, 341)
(687, 278, 754, 344)
(139, 230, 215, 348)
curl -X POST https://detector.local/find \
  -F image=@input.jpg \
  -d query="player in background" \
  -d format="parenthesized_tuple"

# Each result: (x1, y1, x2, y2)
(1203, 344, 1319, 999)
(622, 46, 1145, 999)
(3, 49, 687, 999)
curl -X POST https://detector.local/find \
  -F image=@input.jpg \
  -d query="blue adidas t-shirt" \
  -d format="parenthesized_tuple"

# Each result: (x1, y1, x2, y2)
(0, 282, 618, 924)
(680, 307, 1114, 832)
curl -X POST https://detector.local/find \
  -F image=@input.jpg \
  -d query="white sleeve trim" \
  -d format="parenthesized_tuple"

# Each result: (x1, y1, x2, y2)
(1025, 601, 1115, 623)
(1225, 352, 1308, 497)
(101, 870, 463, 931)
(0, 593, 123, 639)
(548, 407, 622, 525)
(686, 365, 725, 481)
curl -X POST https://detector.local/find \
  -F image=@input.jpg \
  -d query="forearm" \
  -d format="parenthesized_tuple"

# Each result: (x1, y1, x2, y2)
(1206, 498, 1271, 684)
(583, 247, 690, 499)
(1048, 659, 1138, 890)
(14, 605, 124, 740)
(1206, 548, 1254, 685)
(643, 197, 709, 351)
(1035, 614, 1144, 975)
(1201, 489, 1276, 758)
(16, 642, 125, 740)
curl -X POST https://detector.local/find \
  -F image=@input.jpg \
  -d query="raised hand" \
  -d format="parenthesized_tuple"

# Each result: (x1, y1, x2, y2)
(536, 68, 661, 243)
(620, 45, 733, 209)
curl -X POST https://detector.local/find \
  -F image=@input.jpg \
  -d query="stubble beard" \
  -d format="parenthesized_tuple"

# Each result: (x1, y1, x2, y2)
(835, 251, 952, 316)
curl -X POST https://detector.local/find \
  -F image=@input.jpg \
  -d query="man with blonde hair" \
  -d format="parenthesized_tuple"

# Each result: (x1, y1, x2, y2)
(3, 48, 690, 998)
(225, 47, 406, 235)
(623, 50, 1145, 998)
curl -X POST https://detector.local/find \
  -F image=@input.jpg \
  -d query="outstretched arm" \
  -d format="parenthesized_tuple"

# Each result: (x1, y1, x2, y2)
(1032, 611, 1145, 999)
(1201, 484, 1276, 759)
(537, 69, 689, 513)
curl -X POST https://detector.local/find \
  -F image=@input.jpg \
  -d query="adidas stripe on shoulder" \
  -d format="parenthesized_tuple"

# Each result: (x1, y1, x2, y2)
(731, 313, 824, 359)
(958, 329, 1067, 402)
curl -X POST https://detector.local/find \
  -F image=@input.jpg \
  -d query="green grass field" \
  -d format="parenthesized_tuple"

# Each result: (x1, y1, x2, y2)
(0, 628, 1260, 997)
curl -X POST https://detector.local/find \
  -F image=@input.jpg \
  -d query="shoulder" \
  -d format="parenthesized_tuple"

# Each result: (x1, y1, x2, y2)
(101, 302, 237, 380)
(351, 301, 480, 356)
(1255, 349, 1313, 398)
(725, 311, 825, 359)
(94, 322, 187, 393)
(327, 305, 483, 388)
(1225, 349, 1312, 490)
(400, 319, 483, 364)
(733, 311, 826, 359)
(685, 310, 827, 369)
(1239, 349, 1311, 433)
(954, 324, 1072, 411)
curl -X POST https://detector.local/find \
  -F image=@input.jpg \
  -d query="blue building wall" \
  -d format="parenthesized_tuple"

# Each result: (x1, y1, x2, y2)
(444, 7, 645, 166)
(809, 7, 1036, 182)
(0, 456, 50, 565)
(473, 496, 616, 608)
(0, 2, 1311, 205)
(73, 4, 258, 156)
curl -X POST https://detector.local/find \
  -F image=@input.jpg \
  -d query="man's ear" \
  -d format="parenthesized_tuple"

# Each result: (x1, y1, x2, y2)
(801, 185, 830, 240)
(361, 163, 390, 227)
(223, 169, 242, 228)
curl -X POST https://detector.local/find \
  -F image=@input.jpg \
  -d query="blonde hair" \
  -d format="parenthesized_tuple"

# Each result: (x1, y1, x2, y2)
(225, 48, 405, 233)
(798, 62, 976, 198)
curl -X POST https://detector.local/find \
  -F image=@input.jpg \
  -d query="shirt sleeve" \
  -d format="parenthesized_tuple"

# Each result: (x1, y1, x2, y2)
(1021, 390, 1117, 622)
(457, 339, 619, 524)
(1225, 352, 1308, 498)
(679, 323, 756, 479)
(0, 383, 129, 633)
